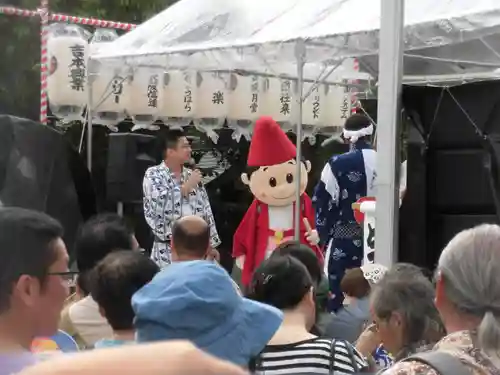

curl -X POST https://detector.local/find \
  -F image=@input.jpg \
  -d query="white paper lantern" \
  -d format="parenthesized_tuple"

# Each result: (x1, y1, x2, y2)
(89, 43, 128, 127)
(47, 29, 89, 121)
(125, 68, 165, 125)
(196, 72, 229, 122)
(302, 82, 327, 127)
(227, 74, 262, 121)
(322, 83, 351, 128)
(262, 78, 294, 124)
(161, 70, 197, 123)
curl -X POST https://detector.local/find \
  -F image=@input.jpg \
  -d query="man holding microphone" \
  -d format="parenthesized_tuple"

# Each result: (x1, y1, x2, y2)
(143, 129, 220, 268)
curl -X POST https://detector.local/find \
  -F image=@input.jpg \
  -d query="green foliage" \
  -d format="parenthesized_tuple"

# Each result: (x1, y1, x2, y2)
(0, 0, 177, 121)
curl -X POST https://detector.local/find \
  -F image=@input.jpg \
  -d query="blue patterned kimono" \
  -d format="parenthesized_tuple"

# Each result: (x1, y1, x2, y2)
(313, 140, 376, 311)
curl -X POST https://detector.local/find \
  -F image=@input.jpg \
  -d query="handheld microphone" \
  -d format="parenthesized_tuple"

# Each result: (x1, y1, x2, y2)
(185, 159, 203, 188)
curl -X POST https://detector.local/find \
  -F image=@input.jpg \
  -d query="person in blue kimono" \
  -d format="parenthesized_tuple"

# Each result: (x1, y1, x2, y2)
(313, 114, 377, 312)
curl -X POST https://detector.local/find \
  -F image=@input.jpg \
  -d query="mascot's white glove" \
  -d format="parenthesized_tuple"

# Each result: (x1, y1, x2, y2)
(303, 218, 320, 246)
(235, 255, 245, 269)
(306, 229, 320, 246)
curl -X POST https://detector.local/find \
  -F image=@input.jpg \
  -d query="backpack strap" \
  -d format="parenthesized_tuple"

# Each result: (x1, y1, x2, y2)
(402, 351, 472, 375)
(248, 350, 263, 373)
(330, 339, 360, 375)
(329, 339, 337, 375)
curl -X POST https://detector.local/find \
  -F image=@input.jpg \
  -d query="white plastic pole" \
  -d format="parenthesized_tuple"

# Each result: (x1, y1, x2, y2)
(375, 0, 404, 266)
(294, 40, 306, 239)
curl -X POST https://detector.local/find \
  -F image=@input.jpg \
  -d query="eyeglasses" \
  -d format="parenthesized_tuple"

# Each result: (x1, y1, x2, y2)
(48, 271, 79, 286)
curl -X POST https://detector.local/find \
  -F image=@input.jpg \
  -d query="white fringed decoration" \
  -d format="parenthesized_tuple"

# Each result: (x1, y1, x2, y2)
(161, 70, 197, 126)
(125, 68, 164, 131)
(47, 24, 89, 121)
(262, 78, 294, 124)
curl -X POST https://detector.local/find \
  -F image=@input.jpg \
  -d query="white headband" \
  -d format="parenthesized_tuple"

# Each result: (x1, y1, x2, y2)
(343, 123, 374, 143)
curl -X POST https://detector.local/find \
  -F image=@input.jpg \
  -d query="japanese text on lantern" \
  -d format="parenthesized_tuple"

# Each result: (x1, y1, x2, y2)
(340, 81, 349, 119)
(312, 86, 320, 119)
(111, 76, 124, 104)
(183, 72, 192, 112)
(280, 80, 291, 115)
(212, 90, 224, 105)
(147, 74, 159, 108)
(68, 44, 86, 92)
(249, 76, 259, 113)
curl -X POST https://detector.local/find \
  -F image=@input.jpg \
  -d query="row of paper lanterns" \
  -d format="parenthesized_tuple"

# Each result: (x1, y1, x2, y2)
(47, 25, 355, 129)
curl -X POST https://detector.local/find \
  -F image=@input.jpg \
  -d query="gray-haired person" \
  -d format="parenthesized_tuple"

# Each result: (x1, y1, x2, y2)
(382, 224, 500, 375)
(355, 263, 444, 371)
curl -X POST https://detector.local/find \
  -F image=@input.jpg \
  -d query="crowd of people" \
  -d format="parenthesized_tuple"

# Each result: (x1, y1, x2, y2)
(0, 205, 500, 375)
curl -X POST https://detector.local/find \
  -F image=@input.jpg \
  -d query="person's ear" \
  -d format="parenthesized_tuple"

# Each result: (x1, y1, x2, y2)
(14, 275, 41, 308)
(241, 173, 250, 185)
(434, 271, 445, 308)
(391, 311, 403, 327)
(304, 160, 311, 173)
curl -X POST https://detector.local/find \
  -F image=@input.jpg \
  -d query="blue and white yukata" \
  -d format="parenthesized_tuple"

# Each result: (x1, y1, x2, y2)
(313, 140, 376, 312)
(143, 162, 220, 268)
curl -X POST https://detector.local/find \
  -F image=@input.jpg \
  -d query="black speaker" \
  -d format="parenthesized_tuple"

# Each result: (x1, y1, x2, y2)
(427, 148, 495, 211)
(427, 214, 498, 266)
(106, 133, 156, 203)
(402, 82, 500, 270)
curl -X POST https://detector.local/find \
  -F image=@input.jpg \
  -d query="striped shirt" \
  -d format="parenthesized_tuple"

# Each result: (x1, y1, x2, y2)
(254, 337, 368, 374)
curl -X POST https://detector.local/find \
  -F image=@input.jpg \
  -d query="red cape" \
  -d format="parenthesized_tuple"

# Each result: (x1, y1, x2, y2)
(233, 194, 323, 286)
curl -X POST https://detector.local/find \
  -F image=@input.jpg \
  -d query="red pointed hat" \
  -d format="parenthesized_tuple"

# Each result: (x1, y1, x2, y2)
(247, 116, 296, 166)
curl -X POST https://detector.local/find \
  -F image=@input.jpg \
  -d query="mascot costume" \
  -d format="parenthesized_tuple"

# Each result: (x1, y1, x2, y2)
(313, 113, 376, 312)
(233, 116, 324, 287)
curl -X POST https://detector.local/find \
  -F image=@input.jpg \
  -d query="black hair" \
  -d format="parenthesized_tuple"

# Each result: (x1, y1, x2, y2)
(341, 114, 374, 144)
(90, 251, 159, 331)
(247, 255, 313, 310)
(272, 241, 322, 286)
(75, 213, 135, 295)
(172, 219, 210, 258)
(0, 207, 63, 313)
(162, 129, 187, 153)
(344, 113, 372, 131)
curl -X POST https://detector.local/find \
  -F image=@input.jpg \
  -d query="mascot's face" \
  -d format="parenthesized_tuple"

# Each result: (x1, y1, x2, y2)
(241, 159, 311, 207)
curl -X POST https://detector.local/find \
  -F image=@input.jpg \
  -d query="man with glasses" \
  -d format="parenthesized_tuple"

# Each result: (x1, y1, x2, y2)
(0, 207, 69, 375)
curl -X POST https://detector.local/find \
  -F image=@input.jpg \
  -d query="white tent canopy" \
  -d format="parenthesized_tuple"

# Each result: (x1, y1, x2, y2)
(91, 0, 500, 85)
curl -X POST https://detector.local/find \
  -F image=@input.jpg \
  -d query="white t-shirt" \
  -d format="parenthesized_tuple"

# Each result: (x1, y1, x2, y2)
(68, 296, 113, 347)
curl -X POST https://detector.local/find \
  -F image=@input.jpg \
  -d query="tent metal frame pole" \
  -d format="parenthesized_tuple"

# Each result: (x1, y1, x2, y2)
(86, 67, 94, 172)
(375, 0, 404, 266)
(294, 39, 306, 240)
